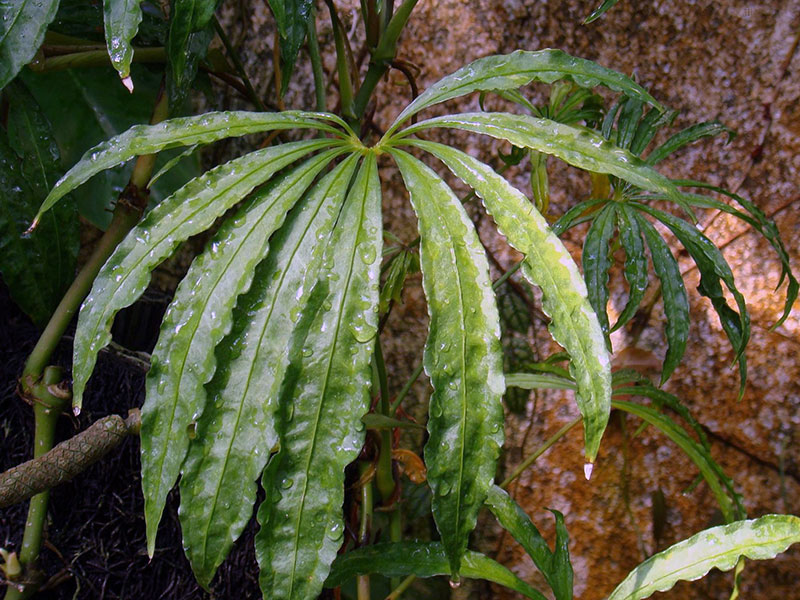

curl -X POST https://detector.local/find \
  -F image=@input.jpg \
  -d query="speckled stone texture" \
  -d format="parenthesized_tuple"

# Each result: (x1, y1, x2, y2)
(220, 1, 800, 598)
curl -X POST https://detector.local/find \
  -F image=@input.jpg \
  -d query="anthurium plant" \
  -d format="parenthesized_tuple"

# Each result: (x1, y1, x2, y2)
(0, 1, 798, 599)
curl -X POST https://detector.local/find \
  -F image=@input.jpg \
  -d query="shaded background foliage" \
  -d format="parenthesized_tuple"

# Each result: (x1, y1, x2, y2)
(1, 0, 799, 598)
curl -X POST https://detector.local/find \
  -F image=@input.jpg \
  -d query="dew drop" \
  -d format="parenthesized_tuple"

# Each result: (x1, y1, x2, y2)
(281, 478, 293, 489)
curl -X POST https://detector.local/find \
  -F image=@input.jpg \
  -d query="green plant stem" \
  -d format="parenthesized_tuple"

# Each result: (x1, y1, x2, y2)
(30, 47, 166, 72)
(373, 341, 395, 501)
(5, 367, 69, 600)
(499, 417, 581, 489)
(389, 362, 424, 415)
(386, 574, 416, 600)
(306, 5, 327, 112)
(357, 462, 373, 600)
(212, 17, 268, 112)
(326, 0, 355, 121)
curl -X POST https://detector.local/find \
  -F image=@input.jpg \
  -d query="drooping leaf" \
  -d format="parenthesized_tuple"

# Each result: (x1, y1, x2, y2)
(268, 0, 313, 93)
(256, 155, 382, 600)
(584, 0, 622, 24)
(398, 113, 688, 214)
(485, 485, 573, 600)
(142, 149, 343, 563)
(391, 148, 505, 579)
(611, 400, 737, 522)
(21, 65, 197, 229)
(632, 210, 689, 383)
(385, 49, 663, 137)
(607, 515, 800, 600)
(0, 0, 59, 89)
(71, 138, 338, 411)
(504, 372, 577, 391)
(582, 202, 617, 344)
(410, 140, 610, 463)
(612, 204, 648, 331)
(33, 110, 348, 224)
(646, 121, 734, 166)
(103, 0, 145, 85)
(635, 203, 750, 395)
(166, 0, 219, 109)
(0, 84, 78, 325)
(325, 542, 546, 600)
(675, 179, 798, 329)
(380, 248, 417, 313)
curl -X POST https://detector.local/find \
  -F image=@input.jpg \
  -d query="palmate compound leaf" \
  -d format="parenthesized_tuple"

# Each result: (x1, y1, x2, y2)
(607, 515, 800, 600)
(406, 140, 610, 463)
(325, 542, 546, 600)
(384, 48, 663, 138)
(141, 148, 346, 561)
(255, 154, 382, 600)
(485, 485, 573, 600)
(390, 149, 505, 579)
(72, 138, 341, 411)
(103, 0, 145, 86)
(31, 110, 351, 226)
(0, 0, 59, 90)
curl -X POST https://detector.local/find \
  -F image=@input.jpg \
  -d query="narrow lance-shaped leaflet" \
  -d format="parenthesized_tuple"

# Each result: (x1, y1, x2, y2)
(408, 140, 610, 463)
(141, 148, 344, 559)
(174, 153, 357, 587)
(103, 0, 145, 87)
(255, 154, 382, 600)
(72, 139, 339, 411)
(391, 148, 505, 579)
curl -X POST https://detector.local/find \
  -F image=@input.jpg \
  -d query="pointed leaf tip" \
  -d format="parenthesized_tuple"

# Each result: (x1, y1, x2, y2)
(122, 76, 134, 93)
(584, 462, 594, 480)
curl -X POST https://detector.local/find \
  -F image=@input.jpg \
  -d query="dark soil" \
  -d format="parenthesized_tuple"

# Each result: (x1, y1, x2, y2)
(0, 282, 263, 599)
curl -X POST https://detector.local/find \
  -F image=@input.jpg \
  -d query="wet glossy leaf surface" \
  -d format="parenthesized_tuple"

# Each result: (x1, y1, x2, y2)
(0, 0, 59, 89)
(103, 0, 145, 83)
(392, 148, 505, 578)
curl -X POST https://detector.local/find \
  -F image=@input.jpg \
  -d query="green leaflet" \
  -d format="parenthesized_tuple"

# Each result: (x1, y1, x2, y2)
(635, 203, 750, 395)
(611, 400, 736, 522)
(71, 138, 337, 411)
(410, 140, 610, 463)
(612, 204, 647, 332)
(582, 203, 617, 344)
(385, 49, 662, 137)
(256, 154, 382, 600)
(485, 486, 573, 600)
(166, 0, 218, 109)
(584, 0, 622, 23)
(607, 515, 800, 600)
(174, 154, 356, 587)
(631, 209, 688, 384)
(325, 542, 546, 600)
(33, 110, 349, 224)
(504, 373, 577, 391)
(1, 82, 79, 325)
(141, 149, 343, 562)
(551, 197, 609, 236)
(646, 121, 734, 166)
(397, 113, 686, 212)
(103, 0, 145, 84)
(267, 0, 314, 93)
(0, 0, 59, 89)
(391, 149, 505, 579)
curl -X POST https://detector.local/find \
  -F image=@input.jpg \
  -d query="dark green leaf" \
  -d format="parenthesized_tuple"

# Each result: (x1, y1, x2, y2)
(633, 211, 689, 383)
(256, 155, 382, 600)
(325, 542, 546, 600)
(71, 138, 337, 411)
(629, 108, 677, 157)
(410, 140, 610, 463)
(167, 0, 215, 111)
(103, 0, 145, 84)
(380, 249, 415, 313)
(616, 98, 643, 150)
(385, 49, 663, 137)
(613, 203, 648, 331)
(141, 149, 343, 565)
(0, 0, 59, 89)
(361, 413, 425, 430)
(551, 197, 608, 236)
(635, 203, 749, 395)
(268, 0, 313, 93)
(391, 148, 505, 578)
(485, 485, 573, 600)
(608, 515, 800, 600)
(33, 109, 348, 224)
(584, 0, 622, 24)
(582, 202, 616, 344)
(646, 121, 734, 165)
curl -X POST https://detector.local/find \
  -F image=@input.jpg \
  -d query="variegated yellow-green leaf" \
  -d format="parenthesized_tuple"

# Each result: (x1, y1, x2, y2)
(608, 515, 800, 600)
(255, 154, 382, 600)
(409, 140, 610, 463)
(141, 148, 343, 562)
(72, 139, 338, 411)
(391, 148, 505, 579)
(385, 49, 662, 137)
